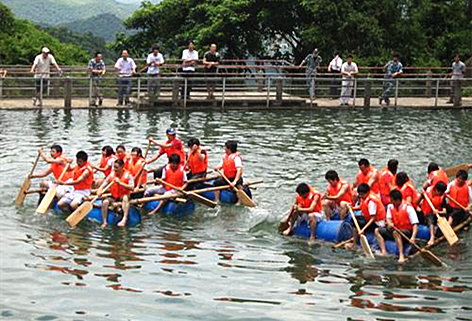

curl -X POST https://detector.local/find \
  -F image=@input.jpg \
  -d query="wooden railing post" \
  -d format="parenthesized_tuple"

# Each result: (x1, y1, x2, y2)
(172, 78, 179, 107)
(363, 79, 371, 108)
(275, 78, 283, 106)
(64, 77, 72, 108)
(453, 79, 462, 107)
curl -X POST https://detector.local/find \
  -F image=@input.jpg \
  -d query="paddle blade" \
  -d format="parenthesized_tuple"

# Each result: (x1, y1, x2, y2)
(444, 163, 468, 178)
(66, 202, 93, 227)
(188, 192, 217, 208)
(15, 178, 31, 206)
(437, 215, 459, 246)
(360, 234, 375, 259)
(236, 189, 256, 207)
(421, 249, 445, 267)
(36, 186, 56, 214)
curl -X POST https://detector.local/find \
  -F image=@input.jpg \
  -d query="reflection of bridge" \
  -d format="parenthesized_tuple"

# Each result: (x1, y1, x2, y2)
(0, 62, 471, 109)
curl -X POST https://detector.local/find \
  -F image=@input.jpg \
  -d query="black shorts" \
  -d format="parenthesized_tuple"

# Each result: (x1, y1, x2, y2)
(214, 176, 243, 187)
(378, 226, 412, 242)
(357, 216, 377, 234)
(447, 207, 468, 227)
(425, 214, 437, 228)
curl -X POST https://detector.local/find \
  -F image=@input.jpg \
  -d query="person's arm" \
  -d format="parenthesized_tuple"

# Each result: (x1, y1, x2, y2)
(113, 174, 134, 191)
(101, 62, 106, 75)
(114, 59, 122, 71)
(298, 194, 320, 213)
(410, 224, 418, 244)
(298, 56, 307, 67)
(367, 170, 378, 188)
(231, 156, 243, 187)
(30, 57, 38, 74)
(51, 56, 61, 73)
(360, 201, 377, 234)
(30, 168, 53, 179)
(131, 59, 137, 74)
(351, 64, 359, 76)
(150, 138, 171, 149)
(386, 206, 394, 228)
(393, 63, 403, 78)
(214, 159, 223, 171)
(407, 206, 419, 242)
(341, 64, 349, 77)
(61, 169, 89, 186)
(326, 183, 349, 201)
(181, 171, 188, 190)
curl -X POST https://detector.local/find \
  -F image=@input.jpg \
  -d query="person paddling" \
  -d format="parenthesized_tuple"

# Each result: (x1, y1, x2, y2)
(147, 128, 186, 178)
(445, 170, 472, 228)
(395, 172, 419, 208)
(379, 159, 398, 206)
(93, 145, 116, 187)
(419, 181, 447, 246)
(422, 162, 448, 190)
(353, 159, 380, 198)
(213, 140, 244, 203)
(323, 170, 353, 220)
(127, 147, 148, 188)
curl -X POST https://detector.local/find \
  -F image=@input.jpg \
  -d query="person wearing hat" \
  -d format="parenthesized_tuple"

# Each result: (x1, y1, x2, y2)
(146, 128, 186, 178)
(299, 48, 322, 103)
(30, 47, 62, 106)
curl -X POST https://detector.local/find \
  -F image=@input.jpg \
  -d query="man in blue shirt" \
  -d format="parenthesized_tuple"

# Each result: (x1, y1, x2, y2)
(299, 48, 322, 103)
(380, 53, 403, 106)
(87, 52, 106, 106)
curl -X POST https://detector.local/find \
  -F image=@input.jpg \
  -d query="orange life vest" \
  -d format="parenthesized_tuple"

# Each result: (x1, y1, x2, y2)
(109, 169, 132, 199)
(50, 155, 72, 180)
(327, 178, 353, 205)
(222, 153, 242, 179)
(187, 147, 208, 175)
(390, 202, 414, 230)
(360, 191, 386, 222)
(399, 181, 419, 207)
(356, 166, 380, 194)
(127, 157, 147, 187)
(163, 139, 185, 165)
(420, 186, 443, 216)
(100, 154, 116, 177)
(379, 169, 395, 205)
(447, 179, 470, 209)
(296, 186, 322, 213)
(428, 169, 448, 187)
(117, 153, 130, 170)
(73, 161, 94, 190)
(164, 164, 185, 190)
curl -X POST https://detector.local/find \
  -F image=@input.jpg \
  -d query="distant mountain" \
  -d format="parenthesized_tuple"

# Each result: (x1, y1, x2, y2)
(1, 0, 138, 25)
(115, 0, 161, 4)
(61, 13, 130, 42)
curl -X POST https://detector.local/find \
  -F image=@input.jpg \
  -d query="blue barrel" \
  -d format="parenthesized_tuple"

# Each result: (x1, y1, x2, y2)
(199, 190, 238, 204)
(143, 200, 195, 217)
(293, 220, 353, 242)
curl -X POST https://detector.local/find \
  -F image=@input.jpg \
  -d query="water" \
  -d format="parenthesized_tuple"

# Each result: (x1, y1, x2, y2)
(1, 108, 472, 320)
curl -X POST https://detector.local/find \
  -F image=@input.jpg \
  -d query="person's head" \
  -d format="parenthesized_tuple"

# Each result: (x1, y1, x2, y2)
(210, 43, 217, 53)
(357, 183, 370, 199)
(188, 40, 194, 50)
(116, 144, 126, 157)
(456, 169, 468, 186)
(427, 162, 439, 174)
(333, 51, 339, 57)
(168, 153, 181, 170)
(392, 52, 399, 62)
(94, 52, 102, 61)
(166, 127, 177, 140)
(395, 171, 409, 187)
(454, 54, 461, 62)
(131, 147, 142, 159)
(387, 159, 399, 174)
(325, 170, 340, 186)
(122, 50, 129, 59)
(347, 54, 353, 63)
(76, 150, 88, 166)
(390, 189, 403, 207)
(433, 181, 447, 196)
(113, 158, 125, 174)
(41, 47, 50, 57)
(187, 137, 200, 148)
(358, 158, 370, 174)
(296, 183, 310, 197)
(152, 45, 160, 54)
(102, 145, 114, 157)
(224, 140, 238, 154)
(313, 48, 319, 56)
(50, 144, 63, 158)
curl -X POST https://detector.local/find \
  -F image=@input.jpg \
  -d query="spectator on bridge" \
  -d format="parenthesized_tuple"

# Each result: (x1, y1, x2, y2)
(114, 50, 136, 107)
(0, 68, 6, 78)
(299, 48, 322, 103)
(145, 45, 165, 102)
(87, 52, 106, 107)
(328, 51, 343, 99)
(30, 47, 62, 107)
(340, 54, 358, 106)
(448, 53, 466, 105)
(181, 40, 198, 100)
(379, 52, 402, 106)
(203, 43, 220, 100)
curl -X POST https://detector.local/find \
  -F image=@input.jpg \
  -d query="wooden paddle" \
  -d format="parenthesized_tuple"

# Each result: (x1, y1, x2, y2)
(348, 206, 375, 259)
(66, 181, 114, 227)
(393, 227, 445, 267)
(446, 194, 472, 215)
(156, 179, 217, 208)
(216, 170, 256, 207)
(423, 192, 459, 246)
(15, 152, 41, 206)
(333, 237, 354, 249)
(444, 163, 469, 179)
(36, 163, 70, 214)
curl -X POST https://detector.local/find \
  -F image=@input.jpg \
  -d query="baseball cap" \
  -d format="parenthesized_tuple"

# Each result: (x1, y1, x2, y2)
(42, 47, 50, 53)
(166, 128, 176, 135)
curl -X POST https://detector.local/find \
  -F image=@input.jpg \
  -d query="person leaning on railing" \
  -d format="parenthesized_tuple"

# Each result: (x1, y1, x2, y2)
(87, 52, 106, 107)
(0, 68, 6, 78)
(448, 54, 466, 105)
(30, 47, 62, 107)
(114, 50, 136, 107)
(379, 52, 403, 106)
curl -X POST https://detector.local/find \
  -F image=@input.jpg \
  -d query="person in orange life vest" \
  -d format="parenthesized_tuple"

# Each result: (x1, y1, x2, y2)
(282, 183, 324, 243)
(30, 144, 73, 199)
(127, 147, 148, 189)
(93, 145, 116, 187)
(346, 183, 386, 249)
(379, 159, 399, 206)
(375, 189, 419, 263)
(445, 170, 472, 228)
(116, 144, 130, 168)
(144, 153, 188, 215)
(147, 128, 186, 179)
(353, 159, 380, 197)
(422, 162, 448, 190)
(186, 138, 208, 190)
(99, 159, 134, 228)
(323, 170, 353, 220)
(57, 151, 94, 213)
(419, 181, 447, 246)
(394, 172, 419, 208)
(213, 140, 244, 202)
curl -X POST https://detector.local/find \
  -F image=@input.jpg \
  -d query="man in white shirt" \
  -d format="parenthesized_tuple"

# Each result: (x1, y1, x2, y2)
(181, 40, 198, 99)
(328, 52, 342, 99)
(448, 54, 467, 105)
(145, 45, 165, 101)
(340, 54, 358, 106)
(114, 50, 136, 106)
(30, 47, 62, 106)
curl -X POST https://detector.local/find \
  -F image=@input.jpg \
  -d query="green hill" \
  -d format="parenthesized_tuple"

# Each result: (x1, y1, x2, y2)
(61, 13, 130, 42)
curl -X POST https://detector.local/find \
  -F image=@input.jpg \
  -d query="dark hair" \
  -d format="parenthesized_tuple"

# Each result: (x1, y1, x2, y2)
(390, 189, 403, 201)
(115, 159, 125, 167)
(347, 54, 353, 59)
(395, 171, 409, 187)
(357, 183, 370, 195)
(188, 40, 194, 46)
(116, 144, 126, 152)
(76, 150, 88, 161)
(51, 144, 62, 154)
(333, 51, 340, 56)
(131, 147, 142, 157)
(169, 153, 181, 165)
(187, 137, 200, 148)
(454, 53, 461, 59)
(152, 45, 160, 51)
(434, 181, 447, 193)
(427, 162, 439, 174)
(358, 158, 370, 167)
(102, 145, 114, 157)
(392, 52, 399, 58)
(94, 51, 102, 57)
(296, 183, 310, 195)
(225, 140, 238, 153)
(325, 170, 339, 181)
(387, 159, 399, 174)
(456, 169, 468, 180)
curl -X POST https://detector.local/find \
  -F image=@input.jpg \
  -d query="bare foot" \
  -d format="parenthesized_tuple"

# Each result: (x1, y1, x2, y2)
(282, 228, 291, 236)
(378, 251, 388, 257)
(147, 208, 158, 216)
(101, 222, 107, 229)
(344, 242, 355, 249)
(398, 256, 407, 263)
(427, 239, 434, 247)
(117, 219, 127, 227)
(308, 237, 315, 246)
